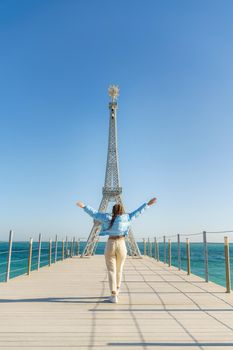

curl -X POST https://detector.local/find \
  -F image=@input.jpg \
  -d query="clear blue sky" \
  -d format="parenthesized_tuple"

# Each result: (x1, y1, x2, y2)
(1, 0, 233, 242)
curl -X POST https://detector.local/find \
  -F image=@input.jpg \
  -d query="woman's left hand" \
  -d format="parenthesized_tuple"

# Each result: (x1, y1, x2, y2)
(147, 197, 157, 206)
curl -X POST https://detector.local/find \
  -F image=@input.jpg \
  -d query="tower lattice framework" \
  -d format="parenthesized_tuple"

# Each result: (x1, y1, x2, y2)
(81, 86, 142, 258)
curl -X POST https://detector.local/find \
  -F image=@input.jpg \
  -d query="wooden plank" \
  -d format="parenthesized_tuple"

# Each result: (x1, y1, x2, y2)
(0, 255, 233, 349)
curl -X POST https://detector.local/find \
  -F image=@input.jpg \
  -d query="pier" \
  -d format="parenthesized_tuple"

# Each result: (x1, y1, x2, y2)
(1, 254, 233, 349)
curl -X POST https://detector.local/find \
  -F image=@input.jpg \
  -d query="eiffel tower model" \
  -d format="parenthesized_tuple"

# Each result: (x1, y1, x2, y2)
(81, 85, 142, 258)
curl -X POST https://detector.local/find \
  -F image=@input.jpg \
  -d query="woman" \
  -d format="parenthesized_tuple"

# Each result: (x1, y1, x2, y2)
(76, 197, 157, 303)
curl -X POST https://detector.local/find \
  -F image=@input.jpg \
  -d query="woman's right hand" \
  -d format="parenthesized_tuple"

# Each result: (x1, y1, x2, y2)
(147, 197, 157, 206)
(76, 201, 85, 208)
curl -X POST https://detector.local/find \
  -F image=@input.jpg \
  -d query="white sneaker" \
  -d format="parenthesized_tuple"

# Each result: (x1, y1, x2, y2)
(109, 294, 118, 303)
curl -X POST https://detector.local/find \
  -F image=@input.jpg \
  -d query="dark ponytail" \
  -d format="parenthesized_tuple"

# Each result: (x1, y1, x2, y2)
(107, 203, 124, 230)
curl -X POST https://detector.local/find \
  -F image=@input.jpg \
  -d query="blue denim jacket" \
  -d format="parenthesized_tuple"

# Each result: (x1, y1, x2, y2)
(83, 202, 149, 236)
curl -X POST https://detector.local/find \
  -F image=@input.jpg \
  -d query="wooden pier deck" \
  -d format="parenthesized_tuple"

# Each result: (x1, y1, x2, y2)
(1, 255, 233, 349)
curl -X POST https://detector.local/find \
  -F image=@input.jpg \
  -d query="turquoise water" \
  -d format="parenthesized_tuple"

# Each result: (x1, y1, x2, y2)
(143, 242, 233, 289)
(0, 241, 73, 282)
(0, 241, 232, 290)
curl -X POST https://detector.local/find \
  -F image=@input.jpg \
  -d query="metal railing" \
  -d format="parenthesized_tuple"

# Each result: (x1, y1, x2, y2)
(0, 231, 82, 283)
(143, 230, 233, 293)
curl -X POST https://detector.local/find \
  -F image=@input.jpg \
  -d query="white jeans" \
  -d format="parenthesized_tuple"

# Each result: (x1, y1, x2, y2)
(104, 237, 127, 293)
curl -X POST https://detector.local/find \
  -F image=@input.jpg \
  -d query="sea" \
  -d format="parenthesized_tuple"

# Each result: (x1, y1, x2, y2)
(0, 241, 232, 289)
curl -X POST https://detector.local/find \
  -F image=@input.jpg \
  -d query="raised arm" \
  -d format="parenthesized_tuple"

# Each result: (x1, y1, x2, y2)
(76, 201, 111, 223)
(128, 197, 157, 221)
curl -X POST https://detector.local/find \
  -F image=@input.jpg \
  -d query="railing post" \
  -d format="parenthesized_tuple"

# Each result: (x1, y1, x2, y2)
(154, 237, 156, 259)
(27, 237, 33, 275)
(70, 238, 73, 257)
(155, 237, 159, 261)
(65, 236, 68, 258)
(49, 239, 52, 266)
(168, 239, 171, 267)
(73, 237, 76, 256)
(163, 235, 166, 264)
(74, 239, 77, 256)
(75, 239, 78, 256)
(55, 234, 58, 263)
(37, 233, 42, 270)
(150, 240, 152, 257)
(224, 236, 231, 293)
(143, 238, 146, 256)
(62, 239, 64, 260)
(69, 240, 72, 257)
(177, 234, 181, 270)
(77, 239, 80, 256)
(203, 231, 209, 282)
(186, 238, 191, 275)
(6, 230, 13, 282)
(72, 237, 75, 257)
